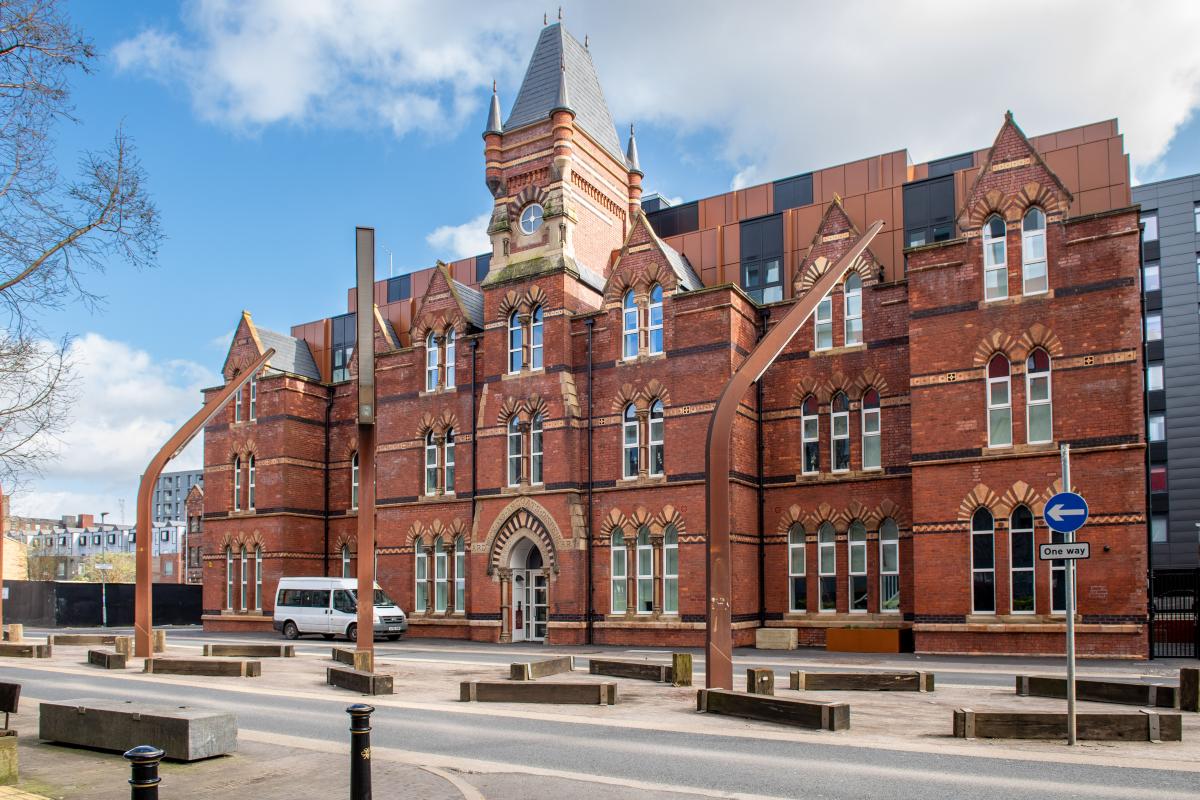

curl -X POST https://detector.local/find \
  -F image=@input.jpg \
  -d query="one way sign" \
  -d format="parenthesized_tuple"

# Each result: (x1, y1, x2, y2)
(1039, 541, 1090, 561)
(1044, 491, 1089, 533)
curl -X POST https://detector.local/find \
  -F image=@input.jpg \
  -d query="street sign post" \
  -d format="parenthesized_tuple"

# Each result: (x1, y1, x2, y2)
(1039, 542, 1090, 561)
(1045, 445, 1087, 745)
(97, 564, 113, 628)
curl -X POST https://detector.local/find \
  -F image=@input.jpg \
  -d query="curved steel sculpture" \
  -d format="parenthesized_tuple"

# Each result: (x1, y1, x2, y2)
(704, 221, 883, 689)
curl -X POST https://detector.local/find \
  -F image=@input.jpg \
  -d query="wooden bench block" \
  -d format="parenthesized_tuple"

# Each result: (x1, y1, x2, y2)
(326, 667, 393, 695)
(203, 644, 295, 658)
(461, 680, 616, 705)
(588, 659, 670, 683)
(746, 668, 775, 696)
(144, 658, 260, 677)
(87, 649, 126, 670)
(3, 625, 22, 643)
(51, 634, 123, 647)
(510, 655, 574, 681)
(791, 670, 933, 692)
(331, 648, 373, 671)
(1180, 668, 1198, 713)
(953, 707, 1181, 742)
(0, 642, 49, 659)
(672, 653, 693, 687)
(697, 689, 849, 731)
(153, 630, 167, 654)
(755, 628, 797, 650)
(1014, 675, 1175, 708)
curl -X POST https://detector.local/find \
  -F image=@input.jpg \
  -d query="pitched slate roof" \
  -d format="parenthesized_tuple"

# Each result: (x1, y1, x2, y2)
(504, 24, 623, 162)
(638, 210, 702, 291)
(257, 327, 321, 380)
(452, 280, 484, 329)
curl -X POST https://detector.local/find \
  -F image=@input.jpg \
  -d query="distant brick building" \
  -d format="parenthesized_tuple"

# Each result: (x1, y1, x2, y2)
(202, 23, 1148, 656)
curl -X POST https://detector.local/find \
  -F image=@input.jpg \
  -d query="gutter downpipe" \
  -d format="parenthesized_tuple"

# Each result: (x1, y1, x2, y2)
(323, 387, 333, 577)
(470, 337, 479, 616)
(756, 307, 767, 627)
(585, 318, 596, 645)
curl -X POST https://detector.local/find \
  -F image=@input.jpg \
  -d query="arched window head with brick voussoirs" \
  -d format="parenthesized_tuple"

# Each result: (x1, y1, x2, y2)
(987, 355, 1012, 448)
(610, 529, 627, 613)
(530, 414, 544, 485)
(818, 522, 836, 612)
(801, 396, 819, 475)
(507, 312, 522, 373)
(1026, 349, 1052, 444)
(453, 536, 466, 612)
(530, 307, 544, 370)
(434, 536, 448, 613)
(861, 389, 881, 471)
(445, 328, 456, 388)
(622, 290, 638, 360)
(636, 527, 653, 614)
(848, 522, 868, 612)
(648, 284, 664, 355)
(444, 428, 456, 493)
(1010, 505, 1035, 613)
(425, 332, 438, 391)
(414, 539, 428, 611)
(424, 431, 437, 496)
(971, 508, 996, 614)
(350, 452, 359, 510)
(1022, 207, 1047, 295)
(844, 273, 863, 346)
(233, 456, 242, 512)
(622, 404, 640, 479)
(247, 455, 255, 510)
(788, 523, 806, 612)
(507, 417, 521, 486)
(879, 518, 899, 612)
(663, 525, 679, 614)
(648, 400, 665, 476)
(341, 544, 351, 578)
(983, 215, 1008, 301)
(225, 545, 233, 609)
(815, 290, 833, 350)
(831, 392, 850, 472)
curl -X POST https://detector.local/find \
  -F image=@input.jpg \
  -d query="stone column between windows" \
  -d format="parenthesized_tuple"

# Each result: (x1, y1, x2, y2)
(637, 408, 650, 479)
(625, 538, 636, 618)
(435, 335, 444, 389)
(651, 530, 664, 616)
(498, 567, 512, 643)
(518, 313, 531, 370)
(434, 433, 446, 496)
(518, 421, 531, 487)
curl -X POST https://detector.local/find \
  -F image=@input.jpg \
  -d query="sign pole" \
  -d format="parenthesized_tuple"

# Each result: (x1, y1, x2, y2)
(1061, 443, 1076, 746)
(354, 227, 377, 670)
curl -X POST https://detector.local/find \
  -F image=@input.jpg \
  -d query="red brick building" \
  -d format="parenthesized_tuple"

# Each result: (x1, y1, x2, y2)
(202, 23, 1147, 656)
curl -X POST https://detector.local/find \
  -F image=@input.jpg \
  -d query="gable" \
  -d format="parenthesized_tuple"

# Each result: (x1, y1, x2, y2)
(412, 263, 484, 341)
(605, 210, 702, 301)
(795, 197, 883, 293)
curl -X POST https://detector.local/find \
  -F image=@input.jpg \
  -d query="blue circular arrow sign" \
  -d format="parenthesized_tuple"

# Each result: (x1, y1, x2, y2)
(1044, 491, 1089, 533)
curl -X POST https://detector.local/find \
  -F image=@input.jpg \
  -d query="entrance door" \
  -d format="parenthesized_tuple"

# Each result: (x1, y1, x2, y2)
(509, 539, 548, 643)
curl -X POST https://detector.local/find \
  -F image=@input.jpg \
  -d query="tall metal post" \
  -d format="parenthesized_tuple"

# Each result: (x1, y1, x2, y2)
(354, 227, 377, 667)
(1061, 443, 1077, 745)
(347, 704, 374, 800)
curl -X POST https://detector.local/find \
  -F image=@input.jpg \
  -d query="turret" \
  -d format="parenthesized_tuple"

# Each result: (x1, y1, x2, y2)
(483, 81, 504, 198)
(626, 123, 643, 214)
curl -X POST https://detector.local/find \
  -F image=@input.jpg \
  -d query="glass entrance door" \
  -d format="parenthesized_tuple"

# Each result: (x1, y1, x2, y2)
(530, 573, 547, 641)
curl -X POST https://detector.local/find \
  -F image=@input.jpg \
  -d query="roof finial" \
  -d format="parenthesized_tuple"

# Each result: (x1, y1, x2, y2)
(492, 79, 496, 93)
(584, 34, 589, 49)
(484, 80, 503, 135)
(558, 6, 563, 21)
(626, 122, 642, 176)
(543, 12, 547, 25)
(551, 54, 573, 116)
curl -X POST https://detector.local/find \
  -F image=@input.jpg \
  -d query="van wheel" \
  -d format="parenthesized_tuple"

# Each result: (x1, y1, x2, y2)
(322, 634, 334, 640)
(346, 623, 357, 642)
(283, 621, 300, 640)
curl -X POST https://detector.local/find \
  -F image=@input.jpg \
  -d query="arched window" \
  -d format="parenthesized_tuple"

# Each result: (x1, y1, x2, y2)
(848, 521, 868, 612)
(987, 355, 1012, 447)
(249, 376, 257, 420)
(648, 285, 664, 355)
(341, 544, 351, 578)
(225, 545, 233, 609)
(424, 431, 438, 496)
(814, 291, 833, 350)
(1022, 207, 1047, 294)
(610, 529, 627, 613)
(240, 545, 248, 611)
(818, 523, 837, 612)
(983, 215, 1008, 301)
(254, 546, 263, 611)
(444, 429, 455, 493)
(507, 417, 521, 486)
(350, 452, 359, 510)
(233, 456, 242, 512)
(831, 392, 850, 472)
(635, 527, 653, 614)
(1026, 349, 1052, 444)
(663, 525, 678, 614)
(971, 508, 995, 614)
(622, 290, 639, 359)
(1010, 505, 1035, 613)
(879, 519, 899, 612)
(648, 400, 664, 477)
(861, 389, 881, 471)
(445, 328, 456, 388)
(425, 332, 439, 391)
(414, 539, 428, 611)
(622, 404, 640, 479)
(530, 414, 544, 485)
(433, 536, 448, 613)
(453, 536, 466, 613)
(247, 455, 255, 510)
(788, 523, 806, 612)
(530, 307, 543, 370)
(507, 312, 522, 373)
(801, 396, 819, 475)
(844, 273, 863, 346)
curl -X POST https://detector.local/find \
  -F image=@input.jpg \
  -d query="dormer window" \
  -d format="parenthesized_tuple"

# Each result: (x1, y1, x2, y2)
(519, 203, 544, 235)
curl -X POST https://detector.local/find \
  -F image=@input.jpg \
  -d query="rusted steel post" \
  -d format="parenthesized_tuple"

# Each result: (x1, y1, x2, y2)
(134, 348, 274, 658)
(354, 227, 377, 665)
(704, 221, 882, 689)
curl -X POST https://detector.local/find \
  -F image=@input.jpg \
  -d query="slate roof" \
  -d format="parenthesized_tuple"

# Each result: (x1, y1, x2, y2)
(257, 327, 321, 380)
(662, 242, 702, 292)
(504, 24, 623, 162)
(452, 280, 484, 329)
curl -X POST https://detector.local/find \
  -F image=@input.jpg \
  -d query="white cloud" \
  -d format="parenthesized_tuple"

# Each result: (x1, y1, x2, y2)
(426, 211, 492, 259)
(8, 333, 216, 522)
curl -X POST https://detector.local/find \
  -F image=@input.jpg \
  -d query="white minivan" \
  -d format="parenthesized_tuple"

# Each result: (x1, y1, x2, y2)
(273, 578, 407, 642)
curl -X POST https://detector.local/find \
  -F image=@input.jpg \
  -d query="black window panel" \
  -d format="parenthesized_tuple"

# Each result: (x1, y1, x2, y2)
(331, 312, 357, 383)
(773, 174, 814, 213)
(903, 175, 956, 251)
(332, 313, 357, 350)
(740, 214, 784, 303)
(1142, 239, 1160, 262)
(740, 214, 783, 260)
(474, 252, 491, 283)
(646, 202, 699, 239)
(926, 152, 974, 179)
(640, 195, 672, 213)
(386, 274, 411, 303)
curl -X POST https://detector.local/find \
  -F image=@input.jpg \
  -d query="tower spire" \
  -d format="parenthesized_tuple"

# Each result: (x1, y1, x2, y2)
(484, 79, 503, 136)
(626, 123, 642, 176)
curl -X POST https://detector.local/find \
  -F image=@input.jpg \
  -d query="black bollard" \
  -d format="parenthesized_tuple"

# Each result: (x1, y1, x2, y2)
(347, 703, 375, 800)
(124, 745, 165, 798)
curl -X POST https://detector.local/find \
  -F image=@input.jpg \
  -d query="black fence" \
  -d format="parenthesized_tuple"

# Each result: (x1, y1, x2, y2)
(1151, 568, 1199, 659)
(2, 580, 201, 628)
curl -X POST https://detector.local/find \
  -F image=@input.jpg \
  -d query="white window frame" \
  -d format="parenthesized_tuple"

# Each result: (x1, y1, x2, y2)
(788, 524, 806, 612)
(801, 397, 819, 475)
(240, 546, 248, 611)
(414, 541, 428, 612)
(622, 290, 639, 360)
(444, 428, 455, 494)
(1026, 350, 1052, 444)
(861, 389, 881, 471)
(247, 455, 255, 510)
(610, 530, 627, 613)
(434, 536, 448, 613)
(848, 522, 868, 613)
(971, 509, 996, 615)
(341, 544, 351, 578)
(663, 526, 678, 615)
(507, 417, 522, 486)
(987, 356, 1012, 448)
(425, 332, 439, 391)
(844, 273, 862, 346)
(648, 400, 664, 477)
(453, 536, 466, 613)
(648, 285, 664, 355)
(225, 546, 233, 608)
(351, 452, 359, 510)
(249, 376, 257, 420)
(814, 292, 833, 350)
(983, 215, 1008, 301)
(1145, 312, 1163, 342)
(1143, 261, 1160, 292)
(818, 523, 836, 612)
(1009, 506, 1035, 614)
(1021, 207, 1048, 295)
(254, 546, 262, 610)
(830, 393, 850, 473)
(530, 307, 543, 370)
(530, 415, 543, 485)
(445, 328, 456, 389)
(879, 519, 899, 613)
(636, 528, 653, 614)
(234, 386, 242, 422)
(1147, 363, 1164, 391)
(424, 431, 438, 496)
(622, 404, 640, 479)
(1149, 413, 1166, 442)
(507, 313, 522, 374)
(233, 457, 242, 512)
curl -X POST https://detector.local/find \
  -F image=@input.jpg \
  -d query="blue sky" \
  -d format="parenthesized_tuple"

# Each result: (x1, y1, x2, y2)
(15, 0, 1200, 518)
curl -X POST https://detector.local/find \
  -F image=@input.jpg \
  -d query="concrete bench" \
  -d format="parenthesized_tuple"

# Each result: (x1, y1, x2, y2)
(0, 642, 50, 659)
(510, 655, 575, 681)
(589, 658, 671, 683)
(953, 707, 1181, 742)
(791, 670, 934, 692)
(327, 667, 393, 695)
(39, 699, 237, 761)
(87, 649, 126, 670)
(203, 644, 294, 658)
(1015, 675, 1175, 708)
(461, 680, 616, 705)
(697, 689, 849, 731)
(144, 658, 261, 677)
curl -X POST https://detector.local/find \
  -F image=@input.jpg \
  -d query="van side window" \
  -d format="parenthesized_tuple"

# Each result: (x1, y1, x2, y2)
(277, 589, 299, 606)
(333, 590, 355, 614)
(306, 589, 330, 608)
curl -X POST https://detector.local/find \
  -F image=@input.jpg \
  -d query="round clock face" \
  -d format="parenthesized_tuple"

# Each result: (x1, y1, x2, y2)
(519, 203, 544, 235)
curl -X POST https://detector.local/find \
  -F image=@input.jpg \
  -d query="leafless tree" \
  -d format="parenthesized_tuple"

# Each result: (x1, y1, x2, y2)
(0, 0, 160, 490)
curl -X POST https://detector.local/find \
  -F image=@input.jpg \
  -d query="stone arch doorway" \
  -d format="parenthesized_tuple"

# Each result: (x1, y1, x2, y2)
(504, 536, 549, 643)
